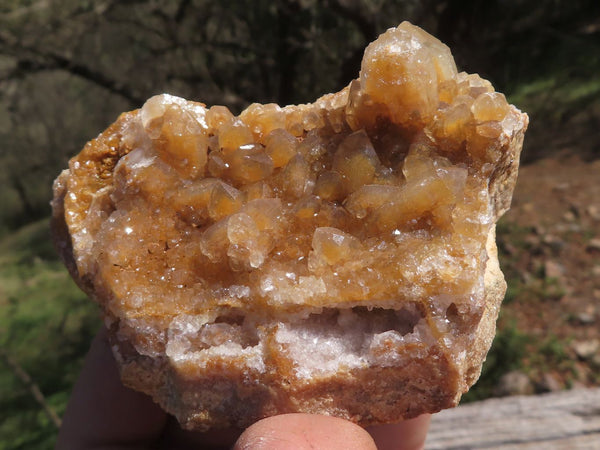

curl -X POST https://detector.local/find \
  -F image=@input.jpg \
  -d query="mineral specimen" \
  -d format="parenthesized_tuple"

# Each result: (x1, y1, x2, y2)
(52, 21, 528, 430)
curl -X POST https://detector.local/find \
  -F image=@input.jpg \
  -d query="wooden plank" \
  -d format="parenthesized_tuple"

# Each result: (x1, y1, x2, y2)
(426, 388, 600, 449)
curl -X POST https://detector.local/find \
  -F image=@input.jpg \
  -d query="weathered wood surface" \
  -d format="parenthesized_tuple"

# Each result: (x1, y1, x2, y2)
(426, 388, 600, 449)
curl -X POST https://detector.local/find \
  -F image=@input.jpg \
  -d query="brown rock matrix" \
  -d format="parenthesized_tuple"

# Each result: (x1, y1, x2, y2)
(52, 22, 528, 430)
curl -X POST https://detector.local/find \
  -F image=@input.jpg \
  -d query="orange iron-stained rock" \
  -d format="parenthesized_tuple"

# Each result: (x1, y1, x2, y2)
(52, 21, 528, 431)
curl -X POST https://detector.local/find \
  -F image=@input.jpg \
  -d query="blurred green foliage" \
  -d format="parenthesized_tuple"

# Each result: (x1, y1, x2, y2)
(463, 318, 530, 402)
(0, 220, 99, 449)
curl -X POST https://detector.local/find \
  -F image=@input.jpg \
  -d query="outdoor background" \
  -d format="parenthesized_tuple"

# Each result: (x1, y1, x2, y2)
(1, 0, 599, 448)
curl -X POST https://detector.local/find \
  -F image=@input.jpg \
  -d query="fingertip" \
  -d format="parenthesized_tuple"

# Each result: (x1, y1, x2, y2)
(233, 413, 377, 450)
(366, 414, 431, 450)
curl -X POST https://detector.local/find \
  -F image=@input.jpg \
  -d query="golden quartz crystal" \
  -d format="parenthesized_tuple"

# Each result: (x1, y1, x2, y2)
(52, 22, 528, 430)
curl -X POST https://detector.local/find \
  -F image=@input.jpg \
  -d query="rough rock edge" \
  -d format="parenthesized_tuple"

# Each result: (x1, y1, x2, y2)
(51, 113, 525, 431)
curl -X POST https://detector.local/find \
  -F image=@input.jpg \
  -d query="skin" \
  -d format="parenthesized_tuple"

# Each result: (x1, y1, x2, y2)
(56, 327, 431, 449)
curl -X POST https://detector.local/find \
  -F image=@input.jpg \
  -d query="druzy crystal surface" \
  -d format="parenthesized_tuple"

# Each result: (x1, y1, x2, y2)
(53, 22, 528, 429)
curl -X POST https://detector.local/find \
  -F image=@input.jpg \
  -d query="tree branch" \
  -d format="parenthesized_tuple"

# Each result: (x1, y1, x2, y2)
(0, 29, 143, 105)
(0, 348, 62, 429)
(42, 51, 144, 105)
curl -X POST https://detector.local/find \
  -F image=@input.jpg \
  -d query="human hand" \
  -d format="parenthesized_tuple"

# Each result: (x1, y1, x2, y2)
(56, 327, 430, 449)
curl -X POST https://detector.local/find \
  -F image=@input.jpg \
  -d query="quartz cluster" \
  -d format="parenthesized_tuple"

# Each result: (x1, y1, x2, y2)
(52, 22, 528, 430)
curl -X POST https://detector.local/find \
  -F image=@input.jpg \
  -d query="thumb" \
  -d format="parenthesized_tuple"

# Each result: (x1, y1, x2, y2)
(233, 413, 377, 450)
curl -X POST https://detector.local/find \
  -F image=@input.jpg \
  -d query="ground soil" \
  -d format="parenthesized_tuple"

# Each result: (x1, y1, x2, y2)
(497, 153, 600, 391)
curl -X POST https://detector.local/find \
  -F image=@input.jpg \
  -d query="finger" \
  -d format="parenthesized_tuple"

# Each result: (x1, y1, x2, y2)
(158, 414, 242, 449)
(366, 414, 431, 450)
(56, 327, 168, 449)
(233, 413, 377, 450)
